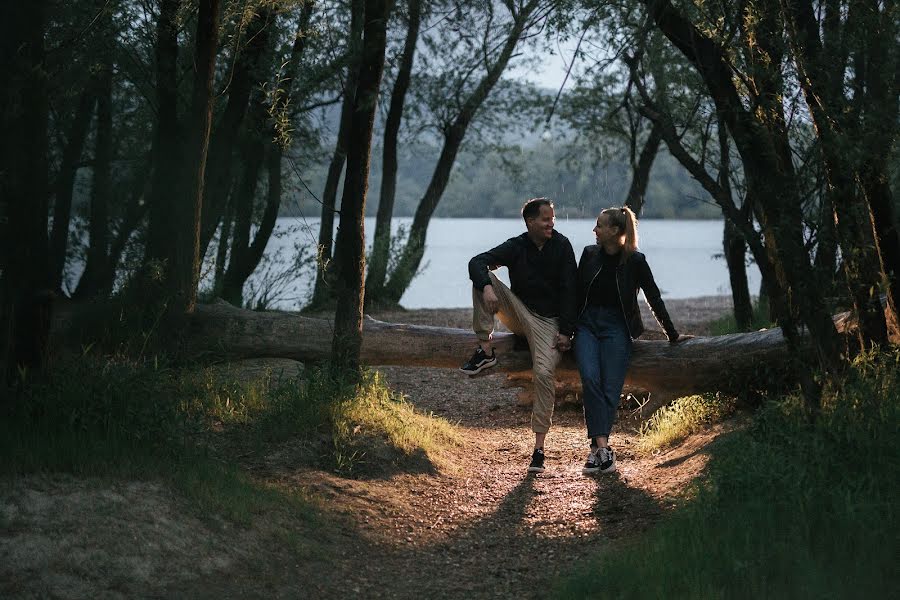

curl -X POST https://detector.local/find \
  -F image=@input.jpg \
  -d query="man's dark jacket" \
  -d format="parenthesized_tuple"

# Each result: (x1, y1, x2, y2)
(468, 230, 578, 336)
(576, 246, 678, 342)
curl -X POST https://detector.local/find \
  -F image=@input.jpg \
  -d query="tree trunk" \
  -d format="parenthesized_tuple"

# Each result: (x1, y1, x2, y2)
(378, 0, 542, 306)
(198, 9, 273, 259)
(221, 138, 264, 306)
(331, 0, 393, 374)
(717, 120, 752, 329)
(74, 61, 114, 300)
(144, 0, 220, 316)
(624, 120, 663, 217)
(0, 0, 51, 384)
(309, 0, 364, 310)
(49, 82, 97, 294)
(366, 0, 422, 305)
(171, 300, 876, 401)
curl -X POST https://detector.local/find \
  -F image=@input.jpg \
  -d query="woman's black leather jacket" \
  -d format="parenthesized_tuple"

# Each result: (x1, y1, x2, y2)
(576, 246, 678, 342)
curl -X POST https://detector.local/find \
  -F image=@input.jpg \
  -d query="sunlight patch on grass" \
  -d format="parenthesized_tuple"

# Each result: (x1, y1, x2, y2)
(330, 371, 462, 474)
(637, 393, 736, 454)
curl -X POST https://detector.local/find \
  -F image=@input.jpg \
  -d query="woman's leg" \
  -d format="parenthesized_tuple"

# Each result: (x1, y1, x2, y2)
(592, 316, 632, 441)
(575, 318, 604, 441)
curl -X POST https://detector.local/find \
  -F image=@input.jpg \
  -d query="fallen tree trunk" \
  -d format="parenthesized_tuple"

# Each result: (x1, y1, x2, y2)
(184, 300, 794, 399)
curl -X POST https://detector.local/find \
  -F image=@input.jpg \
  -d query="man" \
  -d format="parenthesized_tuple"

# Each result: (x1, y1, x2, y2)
(461, 197, 577, 473)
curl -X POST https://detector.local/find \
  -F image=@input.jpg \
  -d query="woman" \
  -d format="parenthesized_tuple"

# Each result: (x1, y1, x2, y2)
(574, 206, 682, 474)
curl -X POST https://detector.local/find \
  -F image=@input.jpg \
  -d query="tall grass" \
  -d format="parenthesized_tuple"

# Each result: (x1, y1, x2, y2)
(637, 393, 736, 453)
(555, 349, 900, 598)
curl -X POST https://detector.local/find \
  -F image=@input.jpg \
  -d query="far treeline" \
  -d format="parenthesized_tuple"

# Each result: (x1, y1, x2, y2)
(289, 138, 724, 220)
(1, 0, 899, 408)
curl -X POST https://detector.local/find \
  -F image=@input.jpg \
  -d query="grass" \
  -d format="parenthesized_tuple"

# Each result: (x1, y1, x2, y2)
(555, 348, 900, 599)
(708, 298, 774, 335)
(637, 393, 737, 454)
(1, 355, 459, 521)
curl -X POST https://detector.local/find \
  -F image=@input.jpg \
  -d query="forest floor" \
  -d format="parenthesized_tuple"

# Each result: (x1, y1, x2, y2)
(1, 296, 739, 599)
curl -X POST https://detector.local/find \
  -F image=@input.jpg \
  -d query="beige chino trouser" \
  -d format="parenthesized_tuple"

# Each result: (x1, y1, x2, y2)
(473, 272, 561, 434)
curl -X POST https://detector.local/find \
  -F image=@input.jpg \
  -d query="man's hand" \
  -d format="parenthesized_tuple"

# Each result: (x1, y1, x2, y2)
(553, 333, 572, 352)
(482, 285, 499, 314)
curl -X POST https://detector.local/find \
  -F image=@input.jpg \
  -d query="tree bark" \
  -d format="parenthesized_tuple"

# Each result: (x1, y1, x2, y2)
(366, 0, 422, 305)
(309, 0, 364, 310)
(0, 0, 51, 384)
(198, 9, 273, 259)
(331, 0, 393, 374)
(176, 301, 875, 400)
(624, 120, 663, 217)
(74, 61, 114, 300)
(717, 121, 752, 329)
(144, 0, 220, 315)
(49, 82, 97, 294)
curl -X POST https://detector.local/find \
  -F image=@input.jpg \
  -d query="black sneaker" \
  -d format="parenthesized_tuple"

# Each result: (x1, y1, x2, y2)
(582, 446, 601, 475)
(527, 448, 545, 473)
(597, 446, 616, 473)
(459, 347, 497, 375)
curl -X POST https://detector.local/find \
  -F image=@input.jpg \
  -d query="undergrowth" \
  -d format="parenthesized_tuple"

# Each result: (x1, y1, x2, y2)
(637, 393, 737, 454)
(555, 348, 900, 599)
(1, 355, 458, 520)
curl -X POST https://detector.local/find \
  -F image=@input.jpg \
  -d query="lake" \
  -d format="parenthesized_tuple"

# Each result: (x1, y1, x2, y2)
(249, 217, 761, 309)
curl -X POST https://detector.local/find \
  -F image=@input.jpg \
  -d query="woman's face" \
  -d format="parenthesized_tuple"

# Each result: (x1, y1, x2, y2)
(593, 214, 619, 245)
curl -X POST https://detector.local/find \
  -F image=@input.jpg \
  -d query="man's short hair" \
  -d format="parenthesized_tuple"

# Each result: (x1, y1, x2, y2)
(522, 197, 554, 221)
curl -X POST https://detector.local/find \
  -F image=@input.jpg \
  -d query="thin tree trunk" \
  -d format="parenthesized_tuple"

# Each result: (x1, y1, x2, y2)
(0, 0, 50, 384)
(380, 0, 542, 306)
(331, 0, 393, 374)
(366, 0, 422, 305)
(717, 121, 752, 329)
(74, 62, 114, 300)
(198, 9, 273, 259)
(624, 120, 663, 217)
(213, 190, 234, 294)
(221, 139, 264, 306)
(310, 0, 364, 309)
(49, 83, 97, 293)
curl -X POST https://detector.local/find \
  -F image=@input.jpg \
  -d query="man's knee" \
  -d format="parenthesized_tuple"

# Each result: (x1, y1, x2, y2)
(532, 363, 555, 383)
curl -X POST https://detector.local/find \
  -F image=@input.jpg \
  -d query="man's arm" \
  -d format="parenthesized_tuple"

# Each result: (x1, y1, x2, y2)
(556, 239, 579, 338)
(468, 237, 518, 291)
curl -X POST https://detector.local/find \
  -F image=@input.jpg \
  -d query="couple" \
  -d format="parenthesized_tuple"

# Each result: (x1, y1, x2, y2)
(460, 197, 683, 475)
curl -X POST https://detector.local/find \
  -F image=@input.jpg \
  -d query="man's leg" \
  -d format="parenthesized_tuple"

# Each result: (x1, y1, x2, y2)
(528, 314, 562, 447)
(464, 274, 527, 374)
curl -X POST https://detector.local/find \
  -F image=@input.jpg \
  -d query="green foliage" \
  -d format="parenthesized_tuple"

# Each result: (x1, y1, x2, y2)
(638, 393, 737, 453)
(554, 349, 900, 598)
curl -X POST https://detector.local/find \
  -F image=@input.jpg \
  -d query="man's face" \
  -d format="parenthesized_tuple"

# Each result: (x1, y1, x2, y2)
(526, 205, 555, 242)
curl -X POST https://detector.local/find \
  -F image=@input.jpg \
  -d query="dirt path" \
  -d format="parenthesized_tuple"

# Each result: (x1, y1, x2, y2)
(1, 297, 736, 598)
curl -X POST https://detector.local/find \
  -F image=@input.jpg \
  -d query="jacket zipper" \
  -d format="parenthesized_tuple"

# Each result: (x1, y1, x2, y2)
(615, 265, 633, 339)
(579, 264, 603, 317)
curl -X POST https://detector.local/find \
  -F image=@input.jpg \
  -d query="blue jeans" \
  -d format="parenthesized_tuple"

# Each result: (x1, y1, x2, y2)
(575, 305, 632, 439)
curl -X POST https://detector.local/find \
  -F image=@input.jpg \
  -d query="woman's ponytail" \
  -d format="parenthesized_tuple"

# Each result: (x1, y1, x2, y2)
(600, 206, 639, 260)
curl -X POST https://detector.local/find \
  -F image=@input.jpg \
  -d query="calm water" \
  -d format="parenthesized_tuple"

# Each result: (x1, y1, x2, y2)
(252, 217, 761, 309)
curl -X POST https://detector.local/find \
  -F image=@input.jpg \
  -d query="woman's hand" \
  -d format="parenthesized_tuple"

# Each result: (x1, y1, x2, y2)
(670, 334, 696, 344)
(553, 333, 572, 352)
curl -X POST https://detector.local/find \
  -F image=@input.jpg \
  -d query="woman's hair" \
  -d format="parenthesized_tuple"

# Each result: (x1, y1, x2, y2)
(600, 206, 639, 257)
